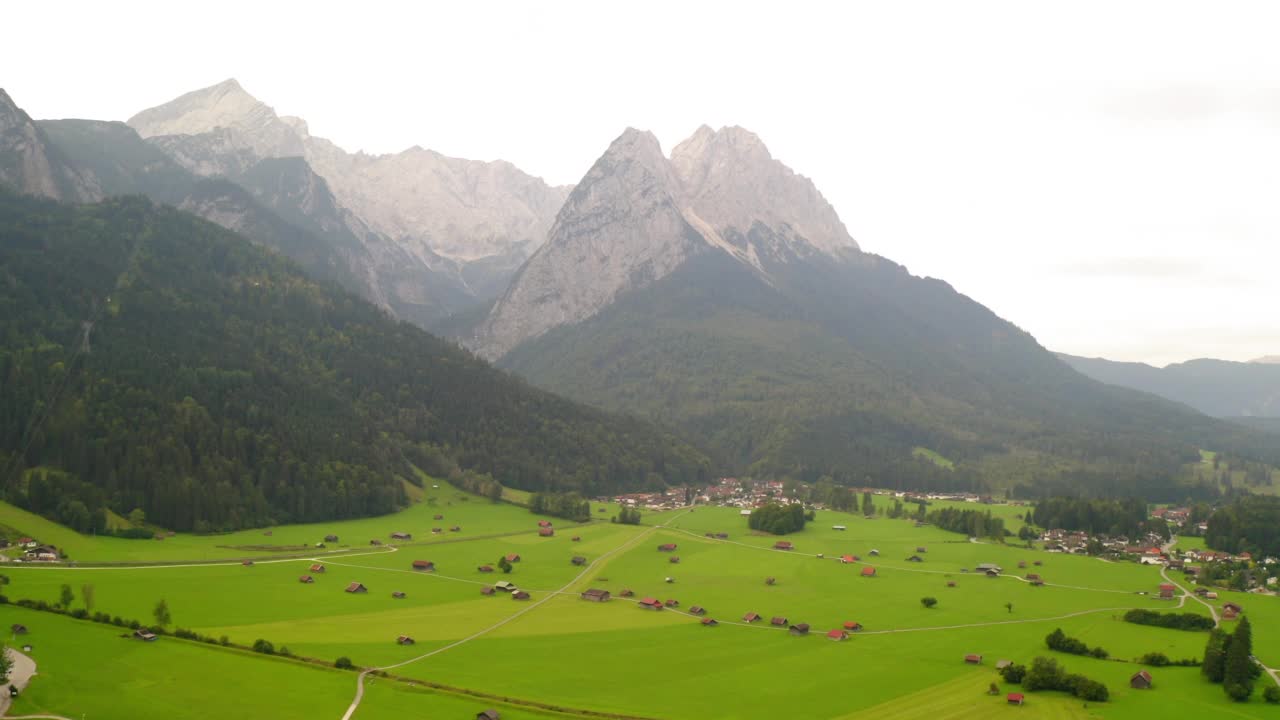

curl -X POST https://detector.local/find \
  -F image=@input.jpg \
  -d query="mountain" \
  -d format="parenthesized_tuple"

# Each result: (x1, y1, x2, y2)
(0, 188, 707, 532)
(476, 127, 1279, 499)
(128, 79, 570, 316)
(0, 89, 99, 202)
(1059, 354, 1280, 418)
(1252, 356, 1280, 365)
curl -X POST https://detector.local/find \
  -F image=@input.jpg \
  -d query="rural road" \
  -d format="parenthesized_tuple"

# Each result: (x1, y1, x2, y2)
(338, 511, 691, 720)
(0, 648, 69, 719)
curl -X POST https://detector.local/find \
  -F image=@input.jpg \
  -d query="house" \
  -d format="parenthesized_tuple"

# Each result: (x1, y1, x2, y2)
(1223, 604, 1241, 620)
(907, 555, 923, 563)
(478, 565, 494, 573)
(964, 654, 983, 664)
(11, 624, 28, 635)
(658, 543, 678, 552)
(133, 629, 158, 642)
(788, 623, 810, 636)
(1007, 693, 1025, 706)
(1206, 591, 1220, 599)
(688, 605, 706, 616)
(843, 621, 862, 632)
(701, 617, 718, 626)
(665, 599, 680, 608)
(1130, 670, 1153, 689)
(770, 616, 789, 626)
(840, 555, 857, 564)
(324, 534, 339, 542)
(976, 563, 1002, 574)
(538, 528, 554, 537)
(826, 629, 849, 641)
(310, 563, 326, 573)
(299, 575, 314, 584)
(412, 560, 435, 571)
(480, 586, 495, 596)
(390, 532, 412, 541)
(538, 520, 553, 528)
(620, 589, 635, 598)
(1224, 602, 1243, 613)
(494, 580, 516, 592)
(765, 577, 776, 585)
(669, 556, 680, 564)
(571, 556, 587, 566)
(392, 591, 406, 599)
(861, 566, 876, 577)
(774, 541, 794, 551)
(996, 660, 1012, 670)
(832, 525, 847, 531)
(743, 612, 761, 623)
(505, 554, 521, 563)
(476, 711, 501, 720)
(396, 635, 415, 645)
(581, 589, 611, 602)
(1159, 583, 1176, 599)
(638, 597, 664, 610)
(345, 582, 368, 593)
(1194, 587, 1210, 596)
(512, 590, 531, 600)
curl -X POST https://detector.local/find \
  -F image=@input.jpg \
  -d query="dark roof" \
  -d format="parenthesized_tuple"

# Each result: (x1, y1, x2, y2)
(771, 616, 789, 625)
(743, 612, 761, 622)
(477, 710, 501, 720)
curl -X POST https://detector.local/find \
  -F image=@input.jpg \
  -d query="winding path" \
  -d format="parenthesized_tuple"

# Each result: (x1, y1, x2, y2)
(0, 649, 72, 720)
(337, 511, 691, 720)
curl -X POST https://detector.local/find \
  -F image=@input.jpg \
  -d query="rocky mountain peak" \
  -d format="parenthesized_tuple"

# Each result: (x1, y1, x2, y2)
(128, 79, 305, 158)
(0, 87, 100, 202)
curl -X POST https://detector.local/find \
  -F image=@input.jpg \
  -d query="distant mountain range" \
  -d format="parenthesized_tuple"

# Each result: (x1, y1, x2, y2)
(1059, 354, 1280, 419)
(5, 81, 1279, 507)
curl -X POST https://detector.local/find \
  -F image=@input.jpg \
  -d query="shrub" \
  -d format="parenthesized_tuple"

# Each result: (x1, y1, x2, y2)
(921, 597, 938, 609)
(252, 639, 275, 655)
(1000, 663, 1027, 684)
(335, 656, 355, 670)
(1264, 685, 1280, 704)
(1138, 652, 1171, 667)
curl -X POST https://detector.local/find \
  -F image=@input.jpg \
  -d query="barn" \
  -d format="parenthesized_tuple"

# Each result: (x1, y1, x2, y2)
(345, 582, 368, 593)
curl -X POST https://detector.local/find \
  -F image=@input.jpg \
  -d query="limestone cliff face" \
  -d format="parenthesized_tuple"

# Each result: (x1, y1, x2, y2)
(128, 80, 569, 301)
(472, 125, 860, 359)
(474, 129, 706, 359)
(0, 88, 100, 202)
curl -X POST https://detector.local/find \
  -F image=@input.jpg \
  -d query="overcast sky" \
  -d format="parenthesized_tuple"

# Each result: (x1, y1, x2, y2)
(5, 1, 1277, 366)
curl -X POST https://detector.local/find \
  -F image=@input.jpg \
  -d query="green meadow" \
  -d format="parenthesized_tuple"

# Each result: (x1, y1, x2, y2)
(2, 491, 1277, 719)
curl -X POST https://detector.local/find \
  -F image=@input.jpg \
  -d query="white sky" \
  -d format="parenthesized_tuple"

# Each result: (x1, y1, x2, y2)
(4, 0, 1277, 366)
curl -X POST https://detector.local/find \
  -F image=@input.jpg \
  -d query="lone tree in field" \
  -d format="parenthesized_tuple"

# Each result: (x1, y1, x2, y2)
(153, 598, 171, 628)
(1005, 601, 1014, 614)
(59, 584, 74, 609)
(81, 583, 95, 612)
(921, 596, 938, 609)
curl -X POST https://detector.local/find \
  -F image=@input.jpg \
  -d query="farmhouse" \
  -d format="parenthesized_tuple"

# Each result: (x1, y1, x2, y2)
(861, 566, 876, 577)
(494, 581, 516, 592)
(512, 590, 531, 600)
(658, 543, 678, 552)
(1130, 670, 1153, 689)
(701, 617, 718, 626)
(480, 586, 495, 596)
(571, 556, 587, 566)
(638, 597, 664, 610)
(397, 635, 415, 645)
(478, 565, 494, 573)
(581, 589, 611, 602)
(1159, 583, 1175, 599)
(771, 616, 789, 626)
(538, 528, 555, 537)
(1007, 693, 1024, 706)
(826, 629, 849, 641)
(774, 541, 794, 551)
(345, 582, 368, 593)
(743, 612, 761, 623)
(505, 554, 521, 563)
(392, 591, 406, 599)
(299, 575, 314, 584)
(788, 623, 810, 636)
(133, 629, 157, 642)
(412, 560, 435, 571)
(310, 563, 325, 573)
(964, 654, 983, 664)
(688, 605, 706, 616)
(390, 532, 412, 540)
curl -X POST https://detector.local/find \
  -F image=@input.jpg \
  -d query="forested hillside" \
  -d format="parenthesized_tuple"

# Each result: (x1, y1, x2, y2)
(0, 190, 707, 532)
(501, 249, 1280, 501)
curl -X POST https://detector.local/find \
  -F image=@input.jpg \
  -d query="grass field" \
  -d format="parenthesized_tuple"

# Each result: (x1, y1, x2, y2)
(2, 491, 1277, 719)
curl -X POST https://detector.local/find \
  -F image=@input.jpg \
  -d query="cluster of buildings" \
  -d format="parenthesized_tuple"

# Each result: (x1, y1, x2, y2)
(0, 536, 61, 562)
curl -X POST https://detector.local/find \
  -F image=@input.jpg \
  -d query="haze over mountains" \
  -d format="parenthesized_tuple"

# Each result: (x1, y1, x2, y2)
(3, 79, 1280, 517)
(1060, 354, 1280, 419)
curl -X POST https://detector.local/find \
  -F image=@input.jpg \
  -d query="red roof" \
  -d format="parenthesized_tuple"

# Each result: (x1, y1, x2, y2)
(743, 612, 761, 622)
(639, 597, 661, 606)
(843, 621, 861, 630)
(964, 654, 982, 662)
(1007, 693, 1024, 703)
(861, 566, 876, 576)
(826, 629, 848, 640)
(538, 528, 554, 536)
(1159, 583, 1175, 590)
(538, 520, 553, 527)
(841, 555, 856, 563)
(412, 560, 434, 569)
